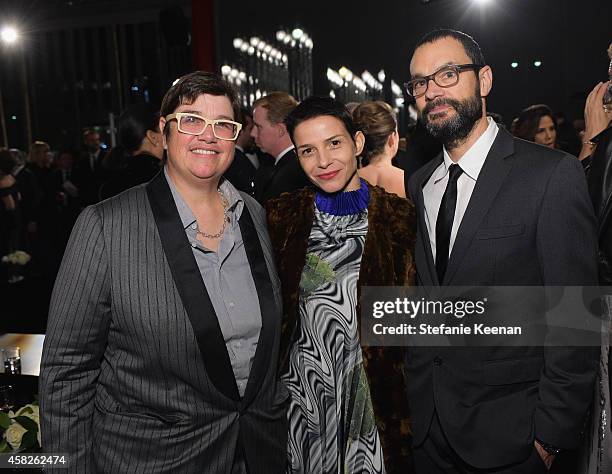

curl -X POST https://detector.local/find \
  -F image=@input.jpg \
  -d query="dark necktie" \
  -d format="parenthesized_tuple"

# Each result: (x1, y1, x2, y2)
(435, 163, 463, 283)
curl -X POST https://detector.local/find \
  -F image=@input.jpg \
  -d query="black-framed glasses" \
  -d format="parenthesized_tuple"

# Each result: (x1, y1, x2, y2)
(165, 113, 242, 141)
(404, 64, 483, 98)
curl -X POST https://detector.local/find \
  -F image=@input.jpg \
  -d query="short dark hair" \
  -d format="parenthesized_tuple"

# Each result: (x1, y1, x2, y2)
(414, 29, 486, 67)
(160, 71, 241, 136)
(284, 96, 357, 144)
(118, 103, 160, 154)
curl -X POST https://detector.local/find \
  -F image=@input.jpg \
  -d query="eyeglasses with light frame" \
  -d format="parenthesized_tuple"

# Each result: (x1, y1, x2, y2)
(165, 112, 242, 141)
(404, 63, 483, 99)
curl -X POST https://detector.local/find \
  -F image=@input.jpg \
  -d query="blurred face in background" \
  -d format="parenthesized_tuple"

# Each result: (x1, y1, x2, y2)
(534, 115, 556, 148)
(30, 143, 51, 168)
(237, 114, 255, 150)
(84, 132, 101, 153)
(56, 152, 75, 170)
(251, 106, 281, 155)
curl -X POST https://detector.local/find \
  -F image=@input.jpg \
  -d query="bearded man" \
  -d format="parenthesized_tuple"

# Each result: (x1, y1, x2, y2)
(404, 29, 599, 473)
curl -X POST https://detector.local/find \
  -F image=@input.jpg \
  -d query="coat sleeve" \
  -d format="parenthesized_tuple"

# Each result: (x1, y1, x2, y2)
(534, 154, 600, 449)
(40, 205, 111, 472)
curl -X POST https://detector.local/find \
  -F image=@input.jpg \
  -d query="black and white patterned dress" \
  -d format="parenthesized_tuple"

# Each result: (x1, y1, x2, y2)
(284, 205, 385, 474)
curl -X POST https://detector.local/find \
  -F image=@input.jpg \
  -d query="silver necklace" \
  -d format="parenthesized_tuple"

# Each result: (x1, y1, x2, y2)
(195, 189, 229, 240)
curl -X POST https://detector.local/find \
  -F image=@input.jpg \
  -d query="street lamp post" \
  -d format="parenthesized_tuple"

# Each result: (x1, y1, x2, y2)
(0, 80, 7, 147)
(0, 26, 19, 147)
(1, 24, 31, 149)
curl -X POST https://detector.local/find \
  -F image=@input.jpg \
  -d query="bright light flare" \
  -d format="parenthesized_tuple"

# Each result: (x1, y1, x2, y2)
(0, 26, 19, 44)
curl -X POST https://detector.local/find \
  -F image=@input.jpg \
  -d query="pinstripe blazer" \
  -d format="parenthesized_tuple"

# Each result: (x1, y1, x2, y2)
(40, 172, 288, 474)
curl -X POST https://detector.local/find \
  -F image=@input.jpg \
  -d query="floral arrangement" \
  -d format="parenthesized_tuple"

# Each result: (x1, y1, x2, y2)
(0, 403, 41, 452)
(1, 251, 31, 266)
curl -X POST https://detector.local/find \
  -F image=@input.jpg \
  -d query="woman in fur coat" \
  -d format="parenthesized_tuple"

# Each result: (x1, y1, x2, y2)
(265, 97, 416, 474)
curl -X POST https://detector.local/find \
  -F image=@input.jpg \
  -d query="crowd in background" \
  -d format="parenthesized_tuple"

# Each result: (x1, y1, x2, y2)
(0, 74, 610, 284)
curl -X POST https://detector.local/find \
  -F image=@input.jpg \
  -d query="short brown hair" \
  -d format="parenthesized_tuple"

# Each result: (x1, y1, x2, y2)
(253, 91, 298, 125)
(160, 71, 241, 135)
(352, 101, 397, 162)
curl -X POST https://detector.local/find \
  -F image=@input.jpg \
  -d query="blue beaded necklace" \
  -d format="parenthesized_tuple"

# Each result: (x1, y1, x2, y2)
(315, 178, 370, 216)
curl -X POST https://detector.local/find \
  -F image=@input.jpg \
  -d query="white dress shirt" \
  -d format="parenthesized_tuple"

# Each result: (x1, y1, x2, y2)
(274, 145, 295, 165)
(423, 117, 499, 262)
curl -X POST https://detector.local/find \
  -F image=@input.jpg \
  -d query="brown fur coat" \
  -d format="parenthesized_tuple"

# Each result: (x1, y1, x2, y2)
(265, 183, 417, 473)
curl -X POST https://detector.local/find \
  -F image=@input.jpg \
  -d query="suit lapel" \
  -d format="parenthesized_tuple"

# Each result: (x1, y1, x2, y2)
(416, 155, 444, 286)
(238, 207, 277, 406)
(443, 128, 516, 285)
(255, 150, 294, 200)
(146, 172, 240, 401)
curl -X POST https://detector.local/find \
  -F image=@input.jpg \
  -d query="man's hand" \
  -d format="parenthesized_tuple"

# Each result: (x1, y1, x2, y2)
(534, 441, 555, 470)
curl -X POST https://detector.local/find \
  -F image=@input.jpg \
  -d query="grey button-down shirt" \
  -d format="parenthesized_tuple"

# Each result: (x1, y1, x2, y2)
(165, 168, 262, 397)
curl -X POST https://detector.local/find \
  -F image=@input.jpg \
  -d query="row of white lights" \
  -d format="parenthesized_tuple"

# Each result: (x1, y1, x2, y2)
(276, 29, 314, 50)
(220, 65, 258, 88)
(391, 80, 404, 107)
(327, 67, 385, 93)
(511, 60, 543, 68)
(220, 65, 269, 105)
(233, 37, 288, 66)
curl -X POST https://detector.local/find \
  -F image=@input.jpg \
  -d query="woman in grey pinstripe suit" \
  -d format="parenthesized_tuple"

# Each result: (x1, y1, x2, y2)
(40, 72, 288, 474)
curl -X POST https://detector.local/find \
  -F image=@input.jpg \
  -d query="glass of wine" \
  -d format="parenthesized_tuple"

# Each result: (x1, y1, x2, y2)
(1, 347, 21, 375)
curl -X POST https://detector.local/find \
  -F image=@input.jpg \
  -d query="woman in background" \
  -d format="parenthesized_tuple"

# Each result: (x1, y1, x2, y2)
(266, 97, 415, 473)
(513, 104, 558, 149)
(99, 103, 164, 200)
(353, 101, 406, 197)
(0, 149, 21, 257)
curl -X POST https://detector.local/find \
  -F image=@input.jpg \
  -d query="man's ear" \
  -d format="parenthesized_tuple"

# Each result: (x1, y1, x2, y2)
(159, 117, 168, 149)
(354, 131, 365, 156)
(479, 65, 493, 98)
(278, 122, 287, 138)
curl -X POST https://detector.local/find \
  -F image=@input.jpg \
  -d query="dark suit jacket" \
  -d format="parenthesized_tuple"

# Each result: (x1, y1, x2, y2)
(406, 128, 599, 469)
(73, 150, 106, 207)
(224, 148, 257, 196)
(98, 152, 161, 201)
(265, 184, 417, 473)
(585, 126, 612, 285)
(254, 149, 311, 203)
(40, 171, 288, 473)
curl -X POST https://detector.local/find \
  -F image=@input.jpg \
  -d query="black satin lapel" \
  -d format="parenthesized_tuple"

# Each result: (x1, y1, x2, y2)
(443, 129, 515, 285)
(238, 206, 277, 406)
(146, 172, 240, 401)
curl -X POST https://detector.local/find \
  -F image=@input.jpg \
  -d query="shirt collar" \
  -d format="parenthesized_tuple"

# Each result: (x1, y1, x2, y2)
(275, 145, 295, 165)
(164, 166, 243, 230)
(438, 117, 499, 182)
